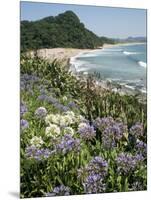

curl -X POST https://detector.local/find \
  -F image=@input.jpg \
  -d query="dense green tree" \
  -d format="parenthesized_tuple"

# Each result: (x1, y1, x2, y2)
(21, 10, 115, 52)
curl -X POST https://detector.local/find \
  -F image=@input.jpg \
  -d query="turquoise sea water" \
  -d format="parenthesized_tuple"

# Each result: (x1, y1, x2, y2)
(71, 43, 147, 92)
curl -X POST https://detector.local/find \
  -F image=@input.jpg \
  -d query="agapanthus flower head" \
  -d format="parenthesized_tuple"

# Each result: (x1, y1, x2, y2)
(116, 152, 144, 175)
(46, 185, 71, 196)
(62, 115, 74, 126)
(136, 140, 147, 155)
(88, 156, 108, 177)
(35, 107, 47, 119)
(45, 124, 60, 138)
(130, 122, 144, 138)
(63, 127, 75, 135)
(56, 134, 80, 154)
(37, 94, 48, 101)
(53, 103, 69, 112)
(78, 123, 96, 141)
(131, 181, 145, 191)
(45, 114, 61, 125)
(21, 74, 39, 93)
(78, 156, 107, 194)
(45, 111, 76, 127)
(64, 111, 75, 118)
(68, 101, 77, 109)
(59, 113, 75, 126)
(20, 119, 29, 130)
(94, 117, 127, 149)
(20, 81, 25, 91)
(102, 122, 127, 149)
(83, 173, 106, 194)
(93, 117, 114, 131)
(76, 115, 89, 124)
(135, 153, 144, 162)
(47, 96, 58, 104)
(30, 136, 44, 148)
(64, 111, 75, 121)
(60, 105, 70, 112)
(20, 102, 28, 117)
(25, 145, 55, 160)
(102, 132, 116, 149)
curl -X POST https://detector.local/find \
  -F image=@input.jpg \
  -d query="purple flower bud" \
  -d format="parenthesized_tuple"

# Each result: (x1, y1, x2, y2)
(93, 117, 114, 131)
(116, 153, 144, 175)
(20, 119, 29, 130)
(78, 123, 96, 141)
(136, 140, 147, 156)
(83, 173, 106, 194)
(20, 102, 28, 117)
(56, 134, 80, 154)
(25, 145, 55, 161)
(46, 185, 71, 196)
(35, 107, 47, 119)
(130, 122, 144, 137)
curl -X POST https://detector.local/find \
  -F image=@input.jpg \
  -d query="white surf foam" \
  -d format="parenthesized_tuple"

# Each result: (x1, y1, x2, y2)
(78, 53, 98, 58)
(138, 61, 147, 68)
(124, 84, 135, 90)
(123, 51, 137, 55)
(76, 66, 90, 72)
(70, 54, 90, 73)
(103, 49, 122, 52)
(140, 88, 147, 93)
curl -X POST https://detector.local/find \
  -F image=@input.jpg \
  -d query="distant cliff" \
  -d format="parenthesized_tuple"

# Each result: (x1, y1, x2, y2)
(115, 36, 147, 43)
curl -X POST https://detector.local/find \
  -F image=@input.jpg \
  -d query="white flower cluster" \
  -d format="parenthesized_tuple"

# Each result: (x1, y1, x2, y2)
(45, 111, 77, 138)
(78, 122, 88, 129)
(63, 127, 75, 135)
(45, 111, 86, 138)
(30, 136, 44, 147)
(45, 111, 76, 127)
(45, 124, 61, 137)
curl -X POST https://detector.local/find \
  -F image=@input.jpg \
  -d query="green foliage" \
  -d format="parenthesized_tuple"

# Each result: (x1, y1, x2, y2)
(100, 36, 116, 44)
(20, 56, 147, 198)
(21, 11, 115, 52)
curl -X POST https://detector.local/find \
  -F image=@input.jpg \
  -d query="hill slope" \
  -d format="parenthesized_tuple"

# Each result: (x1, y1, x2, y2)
(21, 11, 114, 52)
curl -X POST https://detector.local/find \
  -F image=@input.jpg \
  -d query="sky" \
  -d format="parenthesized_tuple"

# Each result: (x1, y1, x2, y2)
(20, 1, 147, 39)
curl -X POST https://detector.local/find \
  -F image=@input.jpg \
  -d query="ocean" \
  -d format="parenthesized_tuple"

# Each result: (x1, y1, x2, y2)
(70, 43, 147, 93)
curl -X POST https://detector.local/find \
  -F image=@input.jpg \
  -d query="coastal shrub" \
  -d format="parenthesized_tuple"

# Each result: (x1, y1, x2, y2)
(20, 56, 147, 198)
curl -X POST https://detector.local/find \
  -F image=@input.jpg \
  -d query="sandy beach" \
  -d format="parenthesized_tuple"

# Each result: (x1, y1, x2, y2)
(27, 48, 94, 63)
(27, 42, 144, 61)
(26, 43, 118, 62)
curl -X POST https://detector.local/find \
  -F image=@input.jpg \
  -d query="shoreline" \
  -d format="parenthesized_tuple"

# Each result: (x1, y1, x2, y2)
(26, 41, 146, 62)
(26, 43, 146, 99)
(68, 43, 147, 99)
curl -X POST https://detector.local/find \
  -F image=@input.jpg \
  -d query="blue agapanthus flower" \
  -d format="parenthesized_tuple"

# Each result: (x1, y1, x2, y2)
(46, 185, 71, 196)
(78, 123, 96, 141)
(25, 145, 55, 160)
(56, 134, 80, 154)
(20, 119, 29, 130)
(116, 152, 144, 175)
(83, 173, 105, 194)
(130, 122, 144, 137)
(35, 107, 47, 119)
(20, 102, 28, 117)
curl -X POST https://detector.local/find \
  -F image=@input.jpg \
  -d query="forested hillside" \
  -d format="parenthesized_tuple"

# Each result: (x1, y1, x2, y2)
(21, 11, 115, 52)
